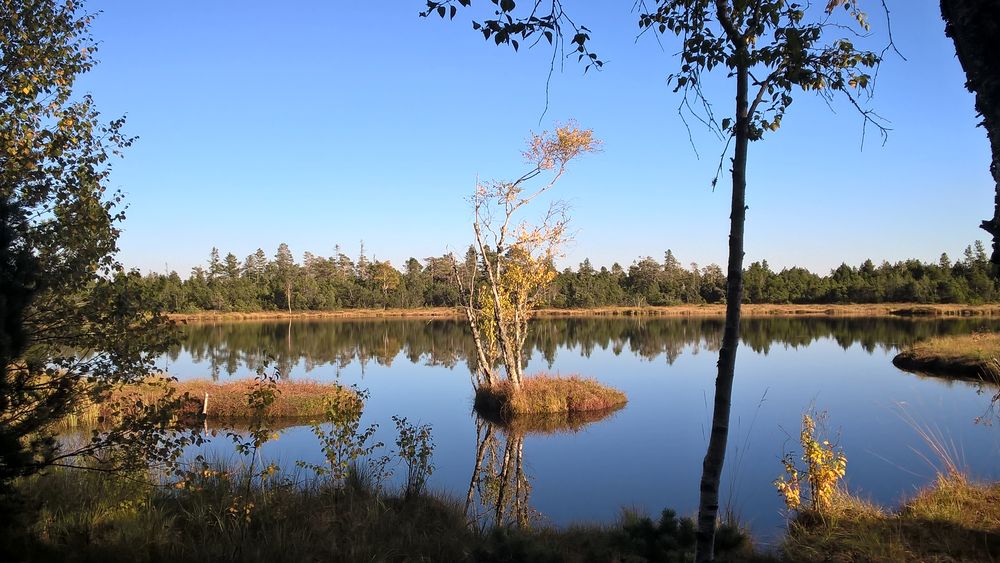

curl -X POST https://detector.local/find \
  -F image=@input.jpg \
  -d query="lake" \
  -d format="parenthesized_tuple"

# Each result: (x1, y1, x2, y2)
(162, 316, 1000, 545)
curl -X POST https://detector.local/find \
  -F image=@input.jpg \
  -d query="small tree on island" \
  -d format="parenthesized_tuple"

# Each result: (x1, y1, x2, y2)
(453, 124, 600, 391)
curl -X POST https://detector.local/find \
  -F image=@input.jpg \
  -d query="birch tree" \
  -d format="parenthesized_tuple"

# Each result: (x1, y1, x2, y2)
(423, 2, 886, 559)
(455, 124, 599, 390)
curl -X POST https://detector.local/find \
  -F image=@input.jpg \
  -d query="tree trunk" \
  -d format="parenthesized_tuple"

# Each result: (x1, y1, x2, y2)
(695, 60, 749, 563)
(452, 259, 495, 387)
(941, 0, 1000, 265)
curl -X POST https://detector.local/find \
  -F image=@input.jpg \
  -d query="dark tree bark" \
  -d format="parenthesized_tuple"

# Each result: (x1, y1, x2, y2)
(941, 0, 1000, 264)
(695, 25, 749, 563)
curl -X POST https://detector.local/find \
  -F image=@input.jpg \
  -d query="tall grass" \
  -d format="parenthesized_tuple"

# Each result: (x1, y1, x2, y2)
(783, 477, 1000, 562)
(4, 465, 769, 563)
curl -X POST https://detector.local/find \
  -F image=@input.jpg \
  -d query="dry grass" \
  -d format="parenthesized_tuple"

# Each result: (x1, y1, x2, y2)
(784, 476, 1000, 562)
(475, 374, 627, 419)
(7, 466, 768, 563)
(892, 331, 1000, 379)
(61, 379, 353, 427)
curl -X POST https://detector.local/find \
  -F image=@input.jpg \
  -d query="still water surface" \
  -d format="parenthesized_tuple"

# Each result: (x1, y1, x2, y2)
(163, 317, 1000, 543)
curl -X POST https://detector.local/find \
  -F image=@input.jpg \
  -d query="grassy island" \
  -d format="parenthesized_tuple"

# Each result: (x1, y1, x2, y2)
(63, 379, 353, 428)
(892, 332, 1000, 380)
(474, 375, 627, 419)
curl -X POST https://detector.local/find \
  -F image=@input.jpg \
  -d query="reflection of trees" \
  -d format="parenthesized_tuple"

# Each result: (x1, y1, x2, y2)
(171, 317, 1000, 379)
(464, 407, 625, 530)
(465, 419, 531, 529)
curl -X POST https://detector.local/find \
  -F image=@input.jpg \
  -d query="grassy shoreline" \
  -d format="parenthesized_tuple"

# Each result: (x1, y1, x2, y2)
(784, 476, 1000, 562)
(5, 465, 762, 563)
(892, 332, 1000, 380)
(11, 465, 998, 562)
(167, 303, 1000, 323)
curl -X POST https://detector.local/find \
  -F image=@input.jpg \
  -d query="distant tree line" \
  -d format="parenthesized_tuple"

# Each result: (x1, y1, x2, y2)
(136, 241, 999, 313)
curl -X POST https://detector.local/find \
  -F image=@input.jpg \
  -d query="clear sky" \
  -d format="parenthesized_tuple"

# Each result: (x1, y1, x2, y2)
(79, 1, 992, 276)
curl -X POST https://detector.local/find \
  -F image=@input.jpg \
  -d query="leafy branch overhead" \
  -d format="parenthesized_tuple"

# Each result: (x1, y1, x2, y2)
(639, 0, 886, 144)
(420, 0, 604, 73)
(422, 1, 890, 147)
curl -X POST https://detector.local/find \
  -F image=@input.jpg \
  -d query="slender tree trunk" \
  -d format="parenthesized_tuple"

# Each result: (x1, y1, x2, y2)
(940, 0, 1000, 265)
(453, 258, 495, 387)
(695, 60, 749, 563)
(474, 222, 521, 389)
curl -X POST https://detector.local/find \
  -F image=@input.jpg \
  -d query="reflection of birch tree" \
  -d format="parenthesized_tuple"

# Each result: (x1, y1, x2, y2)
(465, 418, 533, 530)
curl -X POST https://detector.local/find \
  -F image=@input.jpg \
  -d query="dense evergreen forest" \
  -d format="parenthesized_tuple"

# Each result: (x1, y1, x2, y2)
(137, 241, 1000, 312)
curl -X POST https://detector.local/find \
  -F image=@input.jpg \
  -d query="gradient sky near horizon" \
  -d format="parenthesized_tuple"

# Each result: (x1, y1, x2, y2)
(80, 1, 992, 276)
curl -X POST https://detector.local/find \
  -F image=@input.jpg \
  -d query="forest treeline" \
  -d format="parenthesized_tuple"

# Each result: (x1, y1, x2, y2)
(137, 242, 1000, 313)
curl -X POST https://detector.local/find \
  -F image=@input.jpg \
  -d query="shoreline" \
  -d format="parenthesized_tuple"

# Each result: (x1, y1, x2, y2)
(892, 332, 1000, 381)
(167, 303, 1000, 323)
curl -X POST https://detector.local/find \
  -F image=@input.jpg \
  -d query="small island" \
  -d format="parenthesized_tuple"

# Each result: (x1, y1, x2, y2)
(474, 374, 627, 419)
(892, 332, 1000, 380)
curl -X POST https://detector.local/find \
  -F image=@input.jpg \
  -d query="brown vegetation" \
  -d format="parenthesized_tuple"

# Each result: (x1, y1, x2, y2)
(784, 476, 1000, 562)
(474, 374, 627, 419)
(62, 379, 352, 427)
(892, 331, 1000, 380)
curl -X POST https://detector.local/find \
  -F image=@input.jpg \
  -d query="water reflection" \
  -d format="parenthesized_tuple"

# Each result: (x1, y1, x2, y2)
(465, 407, 625, 530)
(165, 317, 1000, 542)
(168, 317, 1000, 380)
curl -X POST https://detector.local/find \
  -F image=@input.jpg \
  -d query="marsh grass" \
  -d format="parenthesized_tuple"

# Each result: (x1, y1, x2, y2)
(3, 466, 769, 563)
(60, 379, 353, 428)
(4, 464, 476, 563)
(783, 476, 1000, 562)
(893, 331, 1000, 379)
(474, 374, 627, 418)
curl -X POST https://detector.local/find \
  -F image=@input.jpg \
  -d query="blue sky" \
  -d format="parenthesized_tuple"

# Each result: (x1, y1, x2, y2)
(80, 1, 992, 275)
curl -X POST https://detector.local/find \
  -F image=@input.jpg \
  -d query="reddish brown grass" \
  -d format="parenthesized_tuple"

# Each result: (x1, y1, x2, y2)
(475, 374, 627, 419)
